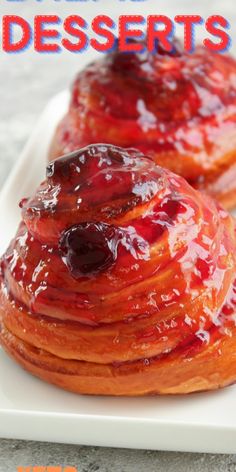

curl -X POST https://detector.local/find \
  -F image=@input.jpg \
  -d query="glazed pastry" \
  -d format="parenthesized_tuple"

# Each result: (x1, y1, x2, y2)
(49, 39, 236, 209)
(1, 144, 236, 395)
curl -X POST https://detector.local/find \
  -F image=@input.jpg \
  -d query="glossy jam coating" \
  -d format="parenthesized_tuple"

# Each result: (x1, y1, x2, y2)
(1, 144, 236, 395)
(49, 39, 236, 209)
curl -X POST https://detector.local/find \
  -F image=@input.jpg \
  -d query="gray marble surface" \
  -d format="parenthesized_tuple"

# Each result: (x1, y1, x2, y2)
(1, 440, 236, 472)
(1, 0, 236, 470)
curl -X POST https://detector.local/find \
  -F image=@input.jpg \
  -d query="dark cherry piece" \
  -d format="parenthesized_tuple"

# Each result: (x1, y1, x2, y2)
(60, 222, 119, 277)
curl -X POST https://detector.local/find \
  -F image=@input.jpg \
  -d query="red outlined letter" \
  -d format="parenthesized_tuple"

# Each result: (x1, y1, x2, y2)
(119, 15, 145, 52)
(91, 15, 115, 52)
(34, 15, 61, 53)
(204, 15, 230, 52)
(175, 15, 202, 52)
(2, 15, 31, 52)
(62, 15, 88, 52)
(147, 15, 174, 52)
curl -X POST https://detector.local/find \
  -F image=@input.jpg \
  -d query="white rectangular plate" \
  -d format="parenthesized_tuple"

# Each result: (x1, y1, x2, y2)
(1, 91, 236, 454)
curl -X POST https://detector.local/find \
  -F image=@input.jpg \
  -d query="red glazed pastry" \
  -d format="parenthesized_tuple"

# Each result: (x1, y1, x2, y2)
(49, 40, 236, 209)
(1, 144, 236, 395)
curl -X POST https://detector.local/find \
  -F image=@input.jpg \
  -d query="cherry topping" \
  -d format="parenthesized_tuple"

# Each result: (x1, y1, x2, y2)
(60, 222, 119, 277)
